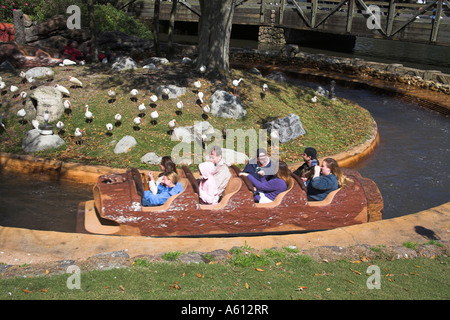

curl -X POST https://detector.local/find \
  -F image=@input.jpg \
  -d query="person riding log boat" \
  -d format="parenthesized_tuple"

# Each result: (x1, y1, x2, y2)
(76, 165, 383, 237)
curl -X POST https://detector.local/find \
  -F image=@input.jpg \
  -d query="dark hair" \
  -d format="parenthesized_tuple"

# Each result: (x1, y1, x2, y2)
(158, 156, 176, 177)
(298, 167, 313, 179)
(304, 147, 317, 160)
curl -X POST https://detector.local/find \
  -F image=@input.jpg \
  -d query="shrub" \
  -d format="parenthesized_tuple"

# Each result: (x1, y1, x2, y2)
(0, 0, 38, 23)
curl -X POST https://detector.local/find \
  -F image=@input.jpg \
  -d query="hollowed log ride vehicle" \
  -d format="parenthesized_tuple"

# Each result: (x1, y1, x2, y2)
(76, 166, 383, 237)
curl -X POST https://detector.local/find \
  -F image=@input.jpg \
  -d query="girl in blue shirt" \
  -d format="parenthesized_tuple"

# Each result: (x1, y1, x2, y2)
(142, 172, 183, 206)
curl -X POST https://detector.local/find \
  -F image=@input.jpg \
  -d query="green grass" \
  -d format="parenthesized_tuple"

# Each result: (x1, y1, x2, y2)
(0, 64, 374, 171)
(1, 253, 448, 300)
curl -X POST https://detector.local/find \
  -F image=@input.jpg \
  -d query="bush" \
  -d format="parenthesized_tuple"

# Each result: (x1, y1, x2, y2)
(94, 3, 153, 40)
(0, 0, 38, 23)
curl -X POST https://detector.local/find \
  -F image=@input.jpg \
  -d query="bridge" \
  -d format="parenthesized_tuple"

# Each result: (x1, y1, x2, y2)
(133, 0, 450, 46)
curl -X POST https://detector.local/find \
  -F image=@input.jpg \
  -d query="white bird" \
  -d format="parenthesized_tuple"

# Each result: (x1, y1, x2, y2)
(176, 100, 184, 109)
(138, 103, 146, 117)
(0, 114, 5, 129)
(232, 78, 243, 95)
(106, 123, 113, 134)
(133, 117, 143, 130)
(74, 127, 83, 145)
(63, 59, 77, 66)
(161, 88, 170, 98)
(150, 110, 159, 126)
(130, 89, 138, 103)
(197, 92, 204, 104)
(262, 83, 268, 92)
(150, 95, 158, 103)
(115, 113, 122, 122)
(168, 119, 177, 129)
(85, 105, 93, 123)
(311, 96, 317, 103)
(56, 121, 64, 131)
(10, 85, 19, 95)
(20, 71, 27, 83)
(17, 108, 26, 125)
(69, 76, 82, 88)
(193, 80, 201, 91)
(0, 81, 6, 90)
(20, 91, 27, 99)
(27, 77, 35, 88)
(203, 105, 210, 113)
(199, 65, 206, 74)
(108, 89, 116, 99)
(64, 100, 71, 110)
(150, 110, 159, 120)
(55, 84, 70, 96)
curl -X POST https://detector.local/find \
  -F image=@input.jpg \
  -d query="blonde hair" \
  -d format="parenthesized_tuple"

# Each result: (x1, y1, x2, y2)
(165, 171, 179, 185)
(323, 158, 352, 187)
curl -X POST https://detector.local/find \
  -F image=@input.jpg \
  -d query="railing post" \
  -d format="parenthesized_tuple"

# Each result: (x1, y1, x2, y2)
(311, 0, 319, 28)
(280, 0, 285, 25)
(260, 0, 266, 23)
(386, 0, 396, 37)
(431, 0, 443, 43)
(346, 0, 355, 33)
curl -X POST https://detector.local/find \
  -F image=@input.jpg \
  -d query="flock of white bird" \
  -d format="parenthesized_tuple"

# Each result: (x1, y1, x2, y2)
(1, 63, 272, 146)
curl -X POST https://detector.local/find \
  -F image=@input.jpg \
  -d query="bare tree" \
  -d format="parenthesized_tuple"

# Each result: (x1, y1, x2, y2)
(167, 0, 178, 60)
(88, 0, 98, 63)
(198, 0, 236, 78)
(153, 0, 161, 57)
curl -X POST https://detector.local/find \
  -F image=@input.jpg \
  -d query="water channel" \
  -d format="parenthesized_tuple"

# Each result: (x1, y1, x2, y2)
(0, 75, 449, 234)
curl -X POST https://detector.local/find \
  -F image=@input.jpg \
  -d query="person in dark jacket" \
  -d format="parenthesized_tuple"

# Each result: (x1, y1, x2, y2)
(243, 148, 276, 181)
(293, 147, 319, 177)
(307, 158, 350, 201)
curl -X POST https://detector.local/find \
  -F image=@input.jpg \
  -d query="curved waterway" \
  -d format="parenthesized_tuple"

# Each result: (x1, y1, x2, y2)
(0, 80, 449, 233)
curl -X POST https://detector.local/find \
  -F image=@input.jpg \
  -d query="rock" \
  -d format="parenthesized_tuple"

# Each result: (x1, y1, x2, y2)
(147, 57, 169, 65)
(141, 152, 162, 165)
(114, 135, 137, 154)
(24, 85, 64, 122)
(266, 71, 287, 83)
(22, 129, 65, 152)
(248, 67, 262, 76)
(111, 56, 138, 72)
(179, 253, 205, 264)
(315, 86, 330, 97)
(210, 90, 247, 119)
(262, 113, 306, 143)
(25, 67, 54, 80)
(172, 121, 216, 144)
(172, 126, 195, 143)
(0, 60, 15, 71)
(156, 85, 186, 99)
(143, 63, 159, 70)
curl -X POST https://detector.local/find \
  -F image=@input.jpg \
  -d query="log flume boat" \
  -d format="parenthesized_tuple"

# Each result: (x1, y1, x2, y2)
(76, 165, 383, 237)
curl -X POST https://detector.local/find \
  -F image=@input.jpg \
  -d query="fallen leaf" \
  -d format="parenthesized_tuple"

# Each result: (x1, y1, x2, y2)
(326, 288, 331, 292)
(196, 273, 204, 278)
(182, 272, 185, 277)
(22, 289, 31, 294)
(39, 289, 48, 293)
(245, 282, 249, 289)
(255, 268, 264, 272)
(350, 268, 362, 275)
(119, 285, 125, 291)
(276, 262, 282, 266)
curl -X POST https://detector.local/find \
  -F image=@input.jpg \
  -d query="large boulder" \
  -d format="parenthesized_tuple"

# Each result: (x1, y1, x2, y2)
(262, 113, 306, 143)
(111, 56, 138, 72)
(156, 85, 186, 99)
(24, 85, 64, 122)
(114, 135, 137, 154)
(22, 129, 65, 153)
(210, 90, 246, 119)
(25, 67, 54, 80)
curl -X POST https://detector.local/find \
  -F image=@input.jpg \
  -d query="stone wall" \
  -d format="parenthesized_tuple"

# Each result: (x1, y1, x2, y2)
(229, 45, 450, 95)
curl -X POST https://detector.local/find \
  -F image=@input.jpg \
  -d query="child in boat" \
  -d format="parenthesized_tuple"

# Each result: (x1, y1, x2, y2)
(198, 161, 220, 205)
(142, 171, 183, 206)
(297, 166, 313, 192)
(147, 156, 176, 195)
(307, 158, 350, 201)
(240, 161, 292, 203)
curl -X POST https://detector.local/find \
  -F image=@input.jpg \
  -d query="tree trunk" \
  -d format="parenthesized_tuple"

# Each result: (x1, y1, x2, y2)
(167, 0, 178, 60)
(198, 0, 235, 77)
(153, 0, 161, 57)
(88, 0, 98, 63)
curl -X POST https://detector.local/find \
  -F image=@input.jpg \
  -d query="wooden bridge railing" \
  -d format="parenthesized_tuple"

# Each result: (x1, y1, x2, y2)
(137, 0, 450, 46)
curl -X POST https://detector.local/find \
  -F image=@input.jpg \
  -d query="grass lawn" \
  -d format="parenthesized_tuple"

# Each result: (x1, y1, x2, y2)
(0, 62, 374, 170)
(1, 247, 448, 301)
